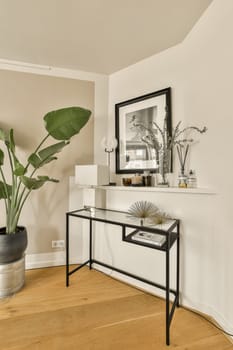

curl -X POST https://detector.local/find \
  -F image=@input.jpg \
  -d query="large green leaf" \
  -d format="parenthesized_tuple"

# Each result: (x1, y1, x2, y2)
(13, 158, 26, 176)
(0, 181, 12, 199)
(43, 107, 91, 140)
(28, 153, 57, 168)
(9, 129, 15, 152)
(28, 141, 68, 169)
(38, 141, 68, 159)
(21, 175, 59, 190)
(0, 128, 25, 175)
(28, 153, 41, 168)
(0, 149, 4, 166)
(0, 128, 8, 142)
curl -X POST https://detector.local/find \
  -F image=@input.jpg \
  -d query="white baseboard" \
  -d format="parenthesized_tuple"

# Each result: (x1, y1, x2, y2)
(181, 298, 233, 340)
(25, 252, 81, 269)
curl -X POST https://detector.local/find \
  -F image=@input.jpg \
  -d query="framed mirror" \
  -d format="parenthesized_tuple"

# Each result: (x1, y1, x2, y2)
(115, 87, 172, 174)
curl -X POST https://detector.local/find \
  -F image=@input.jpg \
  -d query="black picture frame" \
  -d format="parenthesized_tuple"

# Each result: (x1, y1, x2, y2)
(115, 87, 172, 174)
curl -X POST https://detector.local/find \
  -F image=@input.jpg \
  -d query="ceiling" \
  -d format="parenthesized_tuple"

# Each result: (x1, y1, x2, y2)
(0, 0, 213, 74)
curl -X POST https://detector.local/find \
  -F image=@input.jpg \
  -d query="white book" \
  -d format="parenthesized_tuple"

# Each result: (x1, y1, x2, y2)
(131, 231, 166, 246)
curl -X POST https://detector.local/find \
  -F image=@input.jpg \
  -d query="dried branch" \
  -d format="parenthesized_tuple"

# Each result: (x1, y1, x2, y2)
(129, 110, 207, 180)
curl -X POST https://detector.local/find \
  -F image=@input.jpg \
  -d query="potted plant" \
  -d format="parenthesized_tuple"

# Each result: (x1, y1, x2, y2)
(0, 106, 91, 297)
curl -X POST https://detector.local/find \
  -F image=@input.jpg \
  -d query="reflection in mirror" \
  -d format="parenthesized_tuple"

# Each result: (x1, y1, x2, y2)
(115, 88, 171, 174)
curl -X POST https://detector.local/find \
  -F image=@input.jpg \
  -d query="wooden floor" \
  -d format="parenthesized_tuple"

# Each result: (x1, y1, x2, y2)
(0, 266, 232, 350)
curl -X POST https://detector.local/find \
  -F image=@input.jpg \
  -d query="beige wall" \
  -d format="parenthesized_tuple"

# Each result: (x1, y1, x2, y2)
(0, 69, 94, 253)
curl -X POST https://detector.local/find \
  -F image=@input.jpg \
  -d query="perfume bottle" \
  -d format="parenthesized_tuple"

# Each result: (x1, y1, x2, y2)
(187, 170, 197, 188)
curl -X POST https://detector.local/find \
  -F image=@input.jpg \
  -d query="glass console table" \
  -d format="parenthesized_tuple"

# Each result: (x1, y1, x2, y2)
(66, 207, 180, 346)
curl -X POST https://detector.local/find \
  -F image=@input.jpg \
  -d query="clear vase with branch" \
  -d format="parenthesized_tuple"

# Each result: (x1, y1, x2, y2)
(173, 125, 207, 186)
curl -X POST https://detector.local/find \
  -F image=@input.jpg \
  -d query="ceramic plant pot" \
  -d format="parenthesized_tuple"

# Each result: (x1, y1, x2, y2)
(0, 227, 28, 297)
(0, 226, 27, 264)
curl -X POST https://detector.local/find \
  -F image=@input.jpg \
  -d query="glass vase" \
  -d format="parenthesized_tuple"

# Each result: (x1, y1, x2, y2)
(158, 149, 170, 187)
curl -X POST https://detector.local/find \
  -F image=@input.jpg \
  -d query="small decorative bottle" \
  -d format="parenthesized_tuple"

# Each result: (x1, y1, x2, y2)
(142, 171, 152, 186)
(187, 170, 197, 188)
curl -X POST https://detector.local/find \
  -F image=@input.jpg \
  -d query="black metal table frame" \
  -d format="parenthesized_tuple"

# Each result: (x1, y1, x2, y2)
(66, 208, 180, 346)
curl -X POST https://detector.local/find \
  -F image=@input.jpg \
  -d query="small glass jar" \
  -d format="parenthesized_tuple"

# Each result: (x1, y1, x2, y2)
(122, 177, 132, 186)
(131, 173, 143, 186)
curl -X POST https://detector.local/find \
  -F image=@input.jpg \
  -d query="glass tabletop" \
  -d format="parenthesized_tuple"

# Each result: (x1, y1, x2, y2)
(69, 207, 177, 233)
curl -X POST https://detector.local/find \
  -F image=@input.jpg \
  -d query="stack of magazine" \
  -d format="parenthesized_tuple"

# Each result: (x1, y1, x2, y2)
(131, 231, 166, 247)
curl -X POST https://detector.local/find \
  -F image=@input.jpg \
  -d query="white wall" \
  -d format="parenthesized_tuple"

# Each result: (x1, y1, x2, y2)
(106, 0, 233, 334)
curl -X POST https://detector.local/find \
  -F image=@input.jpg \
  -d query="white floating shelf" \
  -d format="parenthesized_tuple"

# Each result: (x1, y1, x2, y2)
(97, 185, 216, 195)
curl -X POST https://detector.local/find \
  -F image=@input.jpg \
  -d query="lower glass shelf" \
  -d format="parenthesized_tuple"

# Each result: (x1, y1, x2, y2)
(123, 230, 178, 251)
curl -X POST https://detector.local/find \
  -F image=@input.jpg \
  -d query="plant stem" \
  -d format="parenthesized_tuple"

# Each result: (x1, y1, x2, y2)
(9, 133, 50, 233)
(6, 147, 19, 233)
(0, 167, 9, 217)
(14, 188, 33, 228)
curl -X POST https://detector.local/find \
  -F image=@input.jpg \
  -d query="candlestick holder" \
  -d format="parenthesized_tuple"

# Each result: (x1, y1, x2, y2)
(101, 137, 118, 185)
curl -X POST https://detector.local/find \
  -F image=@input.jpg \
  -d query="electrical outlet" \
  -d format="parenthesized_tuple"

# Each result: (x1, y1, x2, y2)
(52, 240, 65, 249)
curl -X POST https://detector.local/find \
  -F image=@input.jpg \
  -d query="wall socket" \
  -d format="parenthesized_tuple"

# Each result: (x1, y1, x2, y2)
(52, 240, 65, 249)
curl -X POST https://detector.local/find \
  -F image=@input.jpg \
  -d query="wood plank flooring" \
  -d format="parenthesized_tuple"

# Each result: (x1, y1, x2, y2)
(0, 266, 232, 350)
